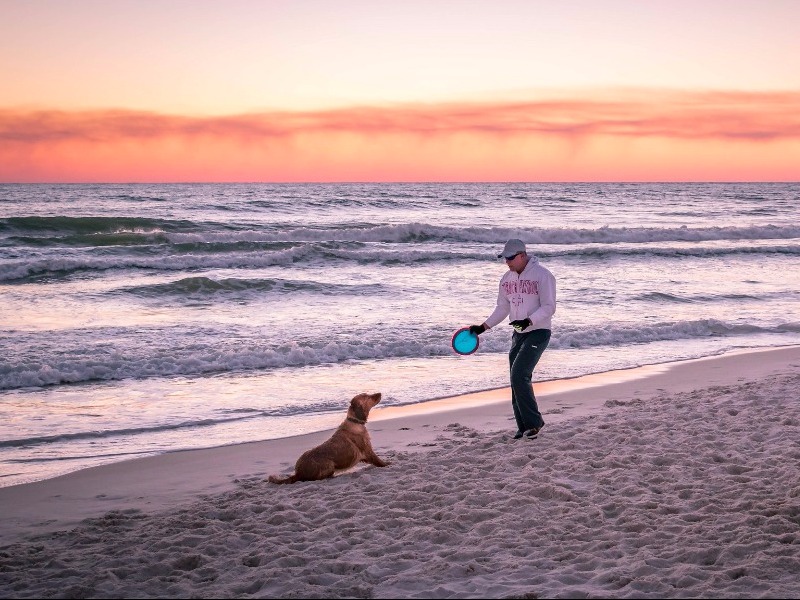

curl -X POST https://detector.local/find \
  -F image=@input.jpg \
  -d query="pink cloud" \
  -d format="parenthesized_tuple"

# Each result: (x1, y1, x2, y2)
(3, 90, 800, 144)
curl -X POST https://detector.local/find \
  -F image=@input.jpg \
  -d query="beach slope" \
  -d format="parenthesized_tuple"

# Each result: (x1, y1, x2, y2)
(1, 347, 799, 598)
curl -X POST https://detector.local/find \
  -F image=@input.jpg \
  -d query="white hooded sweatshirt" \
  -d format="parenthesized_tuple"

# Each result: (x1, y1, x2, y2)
(484, 256, 556, 333)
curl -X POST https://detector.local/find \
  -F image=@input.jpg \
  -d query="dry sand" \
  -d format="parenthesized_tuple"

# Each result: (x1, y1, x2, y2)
(1, 346, 799, 598)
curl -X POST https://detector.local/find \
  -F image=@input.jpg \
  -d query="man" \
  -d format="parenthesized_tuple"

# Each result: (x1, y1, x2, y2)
(468, 239, 556, 439)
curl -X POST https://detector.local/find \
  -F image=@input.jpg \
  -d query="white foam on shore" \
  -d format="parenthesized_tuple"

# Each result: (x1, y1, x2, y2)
(4, 321, 798, 391)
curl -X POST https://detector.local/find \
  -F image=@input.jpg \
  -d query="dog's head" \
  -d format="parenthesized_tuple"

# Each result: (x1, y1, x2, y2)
(348, 392, 381, 423)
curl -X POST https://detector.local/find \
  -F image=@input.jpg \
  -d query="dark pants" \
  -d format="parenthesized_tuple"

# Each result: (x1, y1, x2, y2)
(509, 328, 551, 432)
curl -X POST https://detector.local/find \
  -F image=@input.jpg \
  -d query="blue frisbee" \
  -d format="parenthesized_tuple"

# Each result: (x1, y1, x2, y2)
(451, 327, 479, 356)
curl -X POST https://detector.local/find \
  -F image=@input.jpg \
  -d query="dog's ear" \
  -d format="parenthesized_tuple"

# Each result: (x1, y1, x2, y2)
(351, 399, 368, 422)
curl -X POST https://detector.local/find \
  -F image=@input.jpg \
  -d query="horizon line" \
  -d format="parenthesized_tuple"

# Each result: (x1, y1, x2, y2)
(1, 180, 798, 185)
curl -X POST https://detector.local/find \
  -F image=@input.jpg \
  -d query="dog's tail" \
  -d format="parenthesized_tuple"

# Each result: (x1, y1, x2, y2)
(268, 473, 298, 485)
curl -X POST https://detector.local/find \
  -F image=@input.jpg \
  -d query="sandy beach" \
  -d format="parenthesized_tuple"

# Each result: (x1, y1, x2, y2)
(5, 2, 800, 597)
(1, 346, 799, 598)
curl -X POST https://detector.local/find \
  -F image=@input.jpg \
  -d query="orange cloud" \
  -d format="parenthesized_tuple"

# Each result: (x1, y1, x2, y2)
(2, 90, 800, 182)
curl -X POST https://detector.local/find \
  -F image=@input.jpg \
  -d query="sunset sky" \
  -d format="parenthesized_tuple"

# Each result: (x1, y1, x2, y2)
(1, 0, 799, 182)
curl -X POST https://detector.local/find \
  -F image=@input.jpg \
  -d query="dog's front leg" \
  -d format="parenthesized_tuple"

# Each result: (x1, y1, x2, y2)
(363, 449, 390, 467)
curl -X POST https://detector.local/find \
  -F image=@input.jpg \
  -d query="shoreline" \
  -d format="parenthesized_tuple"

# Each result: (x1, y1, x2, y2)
(370, 343, 791, 422)
(0, 347, 720, 490)
(1, 344, 799, 547)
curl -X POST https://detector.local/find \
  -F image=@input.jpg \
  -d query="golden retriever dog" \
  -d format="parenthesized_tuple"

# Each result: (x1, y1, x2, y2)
(268, 392, 389, 484)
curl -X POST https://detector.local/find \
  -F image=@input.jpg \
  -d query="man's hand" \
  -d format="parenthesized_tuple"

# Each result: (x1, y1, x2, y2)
(509, 318, 532, 332)
(468, 324, 486, 336)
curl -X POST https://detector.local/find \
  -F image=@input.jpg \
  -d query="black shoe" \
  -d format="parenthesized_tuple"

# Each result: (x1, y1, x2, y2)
(524, 427, 541, 439)
(513, 430, 524, 439)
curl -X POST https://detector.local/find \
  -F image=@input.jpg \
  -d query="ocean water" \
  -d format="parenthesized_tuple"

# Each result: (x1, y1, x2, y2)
(1, 182, 799, 487)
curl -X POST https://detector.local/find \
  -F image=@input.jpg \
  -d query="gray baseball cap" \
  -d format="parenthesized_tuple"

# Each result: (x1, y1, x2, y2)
(497, 238, 526, 259)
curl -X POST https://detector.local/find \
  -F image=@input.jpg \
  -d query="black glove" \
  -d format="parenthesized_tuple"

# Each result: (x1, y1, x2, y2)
(509, 318, 532, 332)
(468, 324, 486, 336)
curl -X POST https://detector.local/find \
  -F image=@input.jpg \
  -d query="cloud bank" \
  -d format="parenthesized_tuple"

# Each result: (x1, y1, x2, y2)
(3, 90, 800, 144)
(2, 90, 799, 182)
